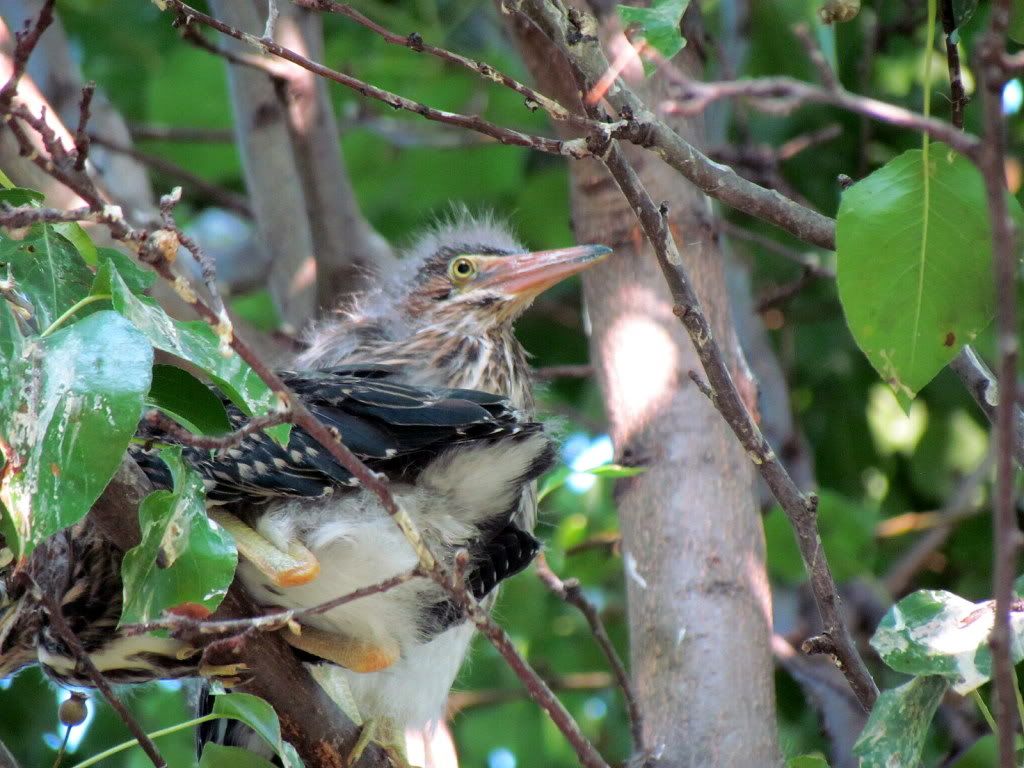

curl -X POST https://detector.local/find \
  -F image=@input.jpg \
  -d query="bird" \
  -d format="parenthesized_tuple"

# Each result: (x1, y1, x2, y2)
(0, 211, 610, 763)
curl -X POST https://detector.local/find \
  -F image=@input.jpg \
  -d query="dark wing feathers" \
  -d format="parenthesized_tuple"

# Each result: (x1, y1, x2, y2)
(133, 364, 547, 505)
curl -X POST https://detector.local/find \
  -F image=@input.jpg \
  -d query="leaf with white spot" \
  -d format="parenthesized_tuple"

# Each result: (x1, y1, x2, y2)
(870, 589, 1024, 693)
(853, 675, 948, 768)
(0, 310, 152, 556)
(120, 446, 237, 625)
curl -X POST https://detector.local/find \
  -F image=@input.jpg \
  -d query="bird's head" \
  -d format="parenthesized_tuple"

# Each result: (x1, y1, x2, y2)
(385, 212, 611, 334)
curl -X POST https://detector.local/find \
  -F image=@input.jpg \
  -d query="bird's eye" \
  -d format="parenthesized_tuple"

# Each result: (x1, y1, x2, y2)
(448, 257, 477, 283)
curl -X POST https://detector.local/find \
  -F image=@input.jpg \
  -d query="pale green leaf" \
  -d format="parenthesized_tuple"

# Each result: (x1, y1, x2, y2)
(853, 675, 948, 768)
(870, 589, 1024, 693)
(787, 756, 830, 768)
(0, 310, 152, 555)
(120, 446, 236, 625)
(200, 743, 278, 768)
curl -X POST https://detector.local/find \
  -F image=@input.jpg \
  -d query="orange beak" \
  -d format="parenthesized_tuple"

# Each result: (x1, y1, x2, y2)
(475, 244, 612, 298)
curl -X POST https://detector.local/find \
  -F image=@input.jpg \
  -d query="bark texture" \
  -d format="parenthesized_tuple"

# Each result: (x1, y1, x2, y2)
(509, 7, 779, 766)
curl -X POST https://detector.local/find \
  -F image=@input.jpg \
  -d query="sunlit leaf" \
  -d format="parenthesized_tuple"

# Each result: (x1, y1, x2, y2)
(618, 0, 690, 74)
(120, 446, 236, 625)
(0, 310, 152, 555)
(836, 144, 1020, 405)
(0, 187, 44, 206)
(870, 589, 1024, 693)
(148, 364, 232, 436)
(54, 222, 98, 267)
(0, 225, 94, 330)
(853, 675, 947, 768)
(95, 262, 290, 445)
(538, 463, 644, 502)
(209, 693, 303, 768)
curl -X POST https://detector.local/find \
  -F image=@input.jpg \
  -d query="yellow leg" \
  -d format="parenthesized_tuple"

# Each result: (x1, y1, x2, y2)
(284, 626, 399, 673)
(347, 718, 420, 768)
(209, 509, 320, 587)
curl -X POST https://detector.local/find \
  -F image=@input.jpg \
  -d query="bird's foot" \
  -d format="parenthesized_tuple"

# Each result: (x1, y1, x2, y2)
(198, 661, 249, 687)
(209, 509, 321, 587)
(347, 718, 420, 768)
(284, 625, 399, 673)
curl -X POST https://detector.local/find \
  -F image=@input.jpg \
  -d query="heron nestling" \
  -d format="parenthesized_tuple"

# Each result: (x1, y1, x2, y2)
(0, 212, 610, 762)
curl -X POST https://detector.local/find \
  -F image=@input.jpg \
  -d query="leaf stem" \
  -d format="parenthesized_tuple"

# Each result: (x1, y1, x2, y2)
(972, 688, 999, 734)
(68, 713, 220, 768)
(39, 294, 111, 338)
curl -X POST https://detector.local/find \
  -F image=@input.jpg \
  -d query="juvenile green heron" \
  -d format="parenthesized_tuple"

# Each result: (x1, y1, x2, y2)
(0, 212, 610, 758)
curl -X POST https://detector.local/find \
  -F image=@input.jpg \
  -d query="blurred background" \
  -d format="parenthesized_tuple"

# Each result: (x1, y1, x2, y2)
(0, 0, 1021, 766)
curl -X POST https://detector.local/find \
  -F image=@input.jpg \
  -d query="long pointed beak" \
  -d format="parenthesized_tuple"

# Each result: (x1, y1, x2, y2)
(476, 244, 612, 298)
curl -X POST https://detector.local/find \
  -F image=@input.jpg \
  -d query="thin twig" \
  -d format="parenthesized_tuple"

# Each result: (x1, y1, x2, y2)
(128, 124, 235, 142)
(142, 409, 292, 452)
(72, 84, 95, 172)
(87, 134, 252, 217)
(262, 0, 279, 41)
(122, 567, 423, 637)
(159, 0, 593, 160)
(791, 23, 839, 90)
(295, 0, 583, 127)
(31, 583, 167, 768)
(978, 4, 1023, 764)
(940, 0, 968, 129)
(0, 0, 55, 109)
(535, 555, 646, 753)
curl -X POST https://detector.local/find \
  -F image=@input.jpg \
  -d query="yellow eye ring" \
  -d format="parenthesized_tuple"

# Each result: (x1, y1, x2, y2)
(448, 257, 477, 283)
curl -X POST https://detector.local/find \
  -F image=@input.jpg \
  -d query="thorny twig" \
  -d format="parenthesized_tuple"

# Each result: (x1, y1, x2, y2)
(535, 555, 646, 754)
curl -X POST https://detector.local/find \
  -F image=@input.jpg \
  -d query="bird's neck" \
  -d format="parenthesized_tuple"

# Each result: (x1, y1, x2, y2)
(355, 324, 535, 413)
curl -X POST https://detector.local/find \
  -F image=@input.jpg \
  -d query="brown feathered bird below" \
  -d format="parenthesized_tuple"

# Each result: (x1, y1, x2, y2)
(0, 211, 611, 763)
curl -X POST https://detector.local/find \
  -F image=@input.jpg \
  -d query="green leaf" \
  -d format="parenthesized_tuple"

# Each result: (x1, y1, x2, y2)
(0, 225, 95, 330)
(538, 463, 644, 503)
(209, 693, 303, 768)
(54, 222, 98, 267)
(200, 743, 278, 768)
(586, 464, 646, 478)
(870, 589, 1024, 693)
(836, 144, 1020, 405)
(787, 756, 830, 768)
(0, 187, 44, 206)
(950, 0, 978, 29)
(853, 675, 948, 768)
(119, 446, 236, 625)
(617, 0, 690, 74)
(148, 364, 232, 436)
(99, 263, 290, 445)
(0, 310, 152, 555)
(96, 247, 155, 293)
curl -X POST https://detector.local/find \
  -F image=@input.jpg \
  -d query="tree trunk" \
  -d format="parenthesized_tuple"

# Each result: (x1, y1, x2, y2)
(509, 7, 779, 766)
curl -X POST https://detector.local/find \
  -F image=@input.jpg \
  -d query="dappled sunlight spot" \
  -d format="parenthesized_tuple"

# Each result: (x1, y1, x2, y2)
(866, 383, 927, 456)
(1002, 78, 1023, 115)
(862, 467, 890, 502)
(583, 696, 608, 720)
(744, 548, 773, 629)
(289, 256, 317, 299)
(567, 435, 614, 493)
(605, 313, 678, 443)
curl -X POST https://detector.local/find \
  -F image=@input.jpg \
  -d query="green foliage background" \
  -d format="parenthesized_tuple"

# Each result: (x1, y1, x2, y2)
(1, 1, 1023, 767)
